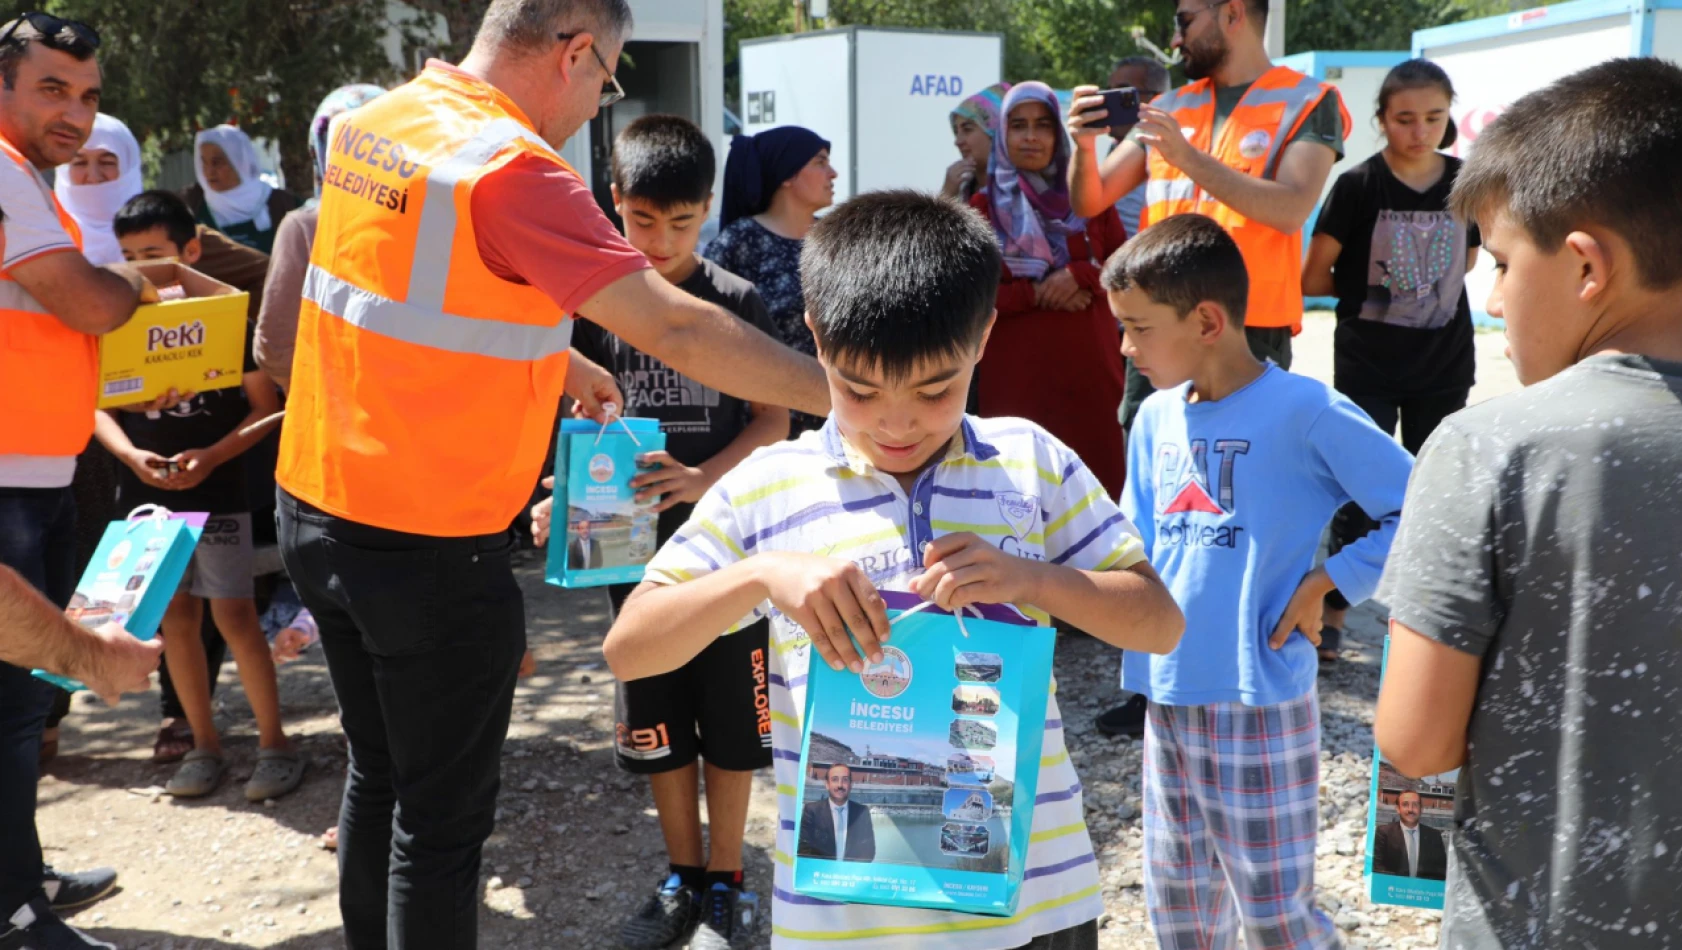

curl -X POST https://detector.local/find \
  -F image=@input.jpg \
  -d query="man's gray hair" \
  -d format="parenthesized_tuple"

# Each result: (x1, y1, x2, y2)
(1110, 55, 1169, 93)
(476, 0, 633, 52)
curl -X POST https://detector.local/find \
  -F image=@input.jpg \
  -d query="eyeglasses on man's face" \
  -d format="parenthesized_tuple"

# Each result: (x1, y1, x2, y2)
(555, 31, 625, 108)
(1174, 0, 1234, 35)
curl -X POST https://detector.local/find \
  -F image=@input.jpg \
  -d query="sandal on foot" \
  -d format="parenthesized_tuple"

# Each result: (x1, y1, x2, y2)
(245, 748, 307, 802)
(166, 749, 227, 798)
(320, 826, 339, 851)
(153, 720, 194, 764)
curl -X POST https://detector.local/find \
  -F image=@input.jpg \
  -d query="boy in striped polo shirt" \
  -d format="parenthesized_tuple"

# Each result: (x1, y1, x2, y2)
(602, 190, 1185, 950)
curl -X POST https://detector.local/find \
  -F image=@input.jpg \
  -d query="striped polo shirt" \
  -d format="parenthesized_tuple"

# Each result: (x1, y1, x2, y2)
(645, 415, 1145, 950)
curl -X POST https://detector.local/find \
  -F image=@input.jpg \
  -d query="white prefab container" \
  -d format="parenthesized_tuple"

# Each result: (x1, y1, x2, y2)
(557, 0, 727, 218)
(739, 28, 1005, 205)
(1413, 0, 1682, 320)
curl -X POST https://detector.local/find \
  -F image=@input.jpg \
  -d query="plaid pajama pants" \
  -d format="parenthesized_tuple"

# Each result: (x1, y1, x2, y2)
(1141, 691, 1340, 950)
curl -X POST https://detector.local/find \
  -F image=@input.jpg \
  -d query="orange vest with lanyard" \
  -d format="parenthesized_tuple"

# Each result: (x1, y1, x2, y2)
(0, 134, 93, 456)
(1143, 66, 1349, 332)
(276, 65, 574, 537)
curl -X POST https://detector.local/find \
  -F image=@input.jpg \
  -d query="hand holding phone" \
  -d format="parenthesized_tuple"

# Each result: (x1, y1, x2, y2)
(1097, 87, 1142, 133)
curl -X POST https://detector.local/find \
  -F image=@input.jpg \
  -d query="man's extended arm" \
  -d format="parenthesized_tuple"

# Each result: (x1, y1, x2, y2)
(579, 268, 830, 417)
(1066, 85, 1150, 218)
(7, 252, 152, 335)
(0, 564, 161, 704)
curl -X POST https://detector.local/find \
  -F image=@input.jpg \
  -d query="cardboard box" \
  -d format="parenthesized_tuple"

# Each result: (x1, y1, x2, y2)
(95, 261, 248, 408)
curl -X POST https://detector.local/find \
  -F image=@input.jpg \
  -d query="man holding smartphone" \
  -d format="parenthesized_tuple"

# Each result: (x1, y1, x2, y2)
(1068, 0, 1347, 373)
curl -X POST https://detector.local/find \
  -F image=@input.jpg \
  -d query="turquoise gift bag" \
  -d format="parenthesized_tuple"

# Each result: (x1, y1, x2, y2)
(792, 592, 1056, 916)
(544, 414, 666, 588)
(36, 505, 206, 692)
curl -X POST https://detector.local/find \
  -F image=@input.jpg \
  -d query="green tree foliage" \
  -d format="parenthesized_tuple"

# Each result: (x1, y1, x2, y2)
(1285, 0, 1517, 55)
(7, 1, 406, 191)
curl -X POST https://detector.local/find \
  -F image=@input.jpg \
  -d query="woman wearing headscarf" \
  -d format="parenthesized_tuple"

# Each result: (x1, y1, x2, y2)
(971, 82, 1128, 495)
(940, 82, 1009, 202)
(183, 124, 302, 253)
(704, 125, 836, 434)
(55, 113, 145, 266)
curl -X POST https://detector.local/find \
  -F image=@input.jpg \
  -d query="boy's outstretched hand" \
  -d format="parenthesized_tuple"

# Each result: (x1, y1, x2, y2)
(530, 476, 555, 547)
(1269, 567, 1338, 650)
(762, 552, 890, 674)
(910, 533, 1040, 612)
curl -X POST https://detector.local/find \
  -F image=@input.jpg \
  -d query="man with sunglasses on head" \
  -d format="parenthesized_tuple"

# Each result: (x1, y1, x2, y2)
(0, 12, 164, 950)
(1068, 0, 1348, 375)
(275, 1, 827, 947)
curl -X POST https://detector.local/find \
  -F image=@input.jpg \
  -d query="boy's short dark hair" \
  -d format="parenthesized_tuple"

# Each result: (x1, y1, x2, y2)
(801, 190, 1001, 383)
(611, 114, 716, 210)
(1451, 57, 1682, 290)
(1100, 214, 1248, 324)
(113, 191, 197, 251)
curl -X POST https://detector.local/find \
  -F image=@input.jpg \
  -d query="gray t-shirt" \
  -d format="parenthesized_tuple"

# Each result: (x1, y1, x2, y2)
(1382, 354, 1682, 948)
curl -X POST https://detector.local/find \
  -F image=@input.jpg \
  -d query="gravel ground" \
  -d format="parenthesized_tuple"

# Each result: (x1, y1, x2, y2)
(33, 315, 1520, 949)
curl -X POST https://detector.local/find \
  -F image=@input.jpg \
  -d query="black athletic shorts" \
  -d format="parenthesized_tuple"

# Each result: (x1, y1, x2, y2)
(608, 583, 774, 775)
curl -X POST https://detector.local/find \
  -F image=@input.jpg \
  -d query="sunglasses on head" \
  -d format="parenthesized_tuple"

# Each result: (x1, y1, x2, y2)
(555, 31, 625, 108)
(1174, 0, 1233, 33)
(0, 12, 100, 53)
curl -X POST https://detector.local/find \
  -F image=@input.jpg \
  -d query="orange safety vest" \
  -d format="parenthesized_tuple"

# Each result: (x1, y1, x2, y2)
(1143, 66, 1350, 332)
(276, 65, 575, 537)
(0, 135, 93, 456)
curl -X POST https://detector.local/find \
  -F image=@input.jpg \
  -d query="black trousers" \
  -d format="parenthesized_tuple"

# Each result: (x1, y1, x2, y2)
(1324, 387, 1469, 610)
(1120, 326, 1294, 433)
(0, 487, 77, 916)
(278, 490, 525, 950)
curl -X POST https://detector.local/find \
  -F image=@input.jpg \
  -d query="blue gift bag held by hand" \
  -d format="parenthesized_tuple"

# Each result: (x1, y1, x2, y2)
(544, 409, 666, 588)
(35, 505, 207, 692)
(792, 593, 1056, 916)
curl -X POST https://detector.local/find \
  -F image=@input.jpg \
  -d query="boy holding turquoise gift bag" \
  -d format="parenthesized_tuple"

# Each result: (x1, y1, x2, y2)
(37, 505, 206, 693)
(544, 414, 667, 588)
(603, 192, 1183, 950)
(793, 594, 1058, 916)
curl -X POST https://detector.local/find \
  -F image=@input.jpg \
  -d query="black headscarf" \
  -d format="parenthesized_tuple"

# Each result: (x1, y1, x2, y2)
(720, 126, 831, 228)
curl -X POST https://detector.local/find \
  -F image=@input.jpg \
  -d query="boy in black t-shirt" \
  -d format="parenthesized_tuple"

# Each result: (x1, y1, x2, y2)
(93, 192, 303, 803)
(560, 115, 788, 950)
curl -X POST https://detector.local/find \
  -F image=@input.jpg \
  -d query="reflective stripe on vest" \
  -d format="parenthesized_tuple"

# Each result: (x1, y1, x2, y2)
(0, 135, 95, 457)
(1143, 67, 1349, 331)
(276, 66, 578, 537)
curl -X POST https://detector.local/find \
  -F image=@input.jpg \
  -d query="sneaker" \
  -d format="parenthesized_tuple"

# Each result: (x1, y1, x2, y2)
(619, 874, 698, 949)
(42, 867, 117, 911)
(1094, 693, 1148, 738)
(688, 883, 754, 950)
(0, 898, 116, 949)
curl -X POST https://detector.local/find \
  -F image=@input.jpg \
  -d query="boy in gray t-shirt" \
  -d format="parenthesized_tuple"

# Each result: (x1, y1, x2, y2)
(1373, 59, 1682, 948)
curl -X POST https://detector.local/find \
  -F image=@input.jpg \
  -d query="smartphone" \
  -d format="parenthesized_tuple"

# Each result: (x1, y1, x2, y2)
(1096, 87, 1142, 133)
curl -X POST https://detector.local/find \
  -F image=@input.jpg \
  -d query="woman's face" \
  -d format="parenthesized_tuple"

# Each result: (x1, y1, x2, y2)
(68, 148, 120, 186)
(200, 143, 241, 192)
(1381, 86, 1453, 159)
(952, 117, 991, 166)
(786, 148, 837, 211)
(1005, 101, 1058, 174)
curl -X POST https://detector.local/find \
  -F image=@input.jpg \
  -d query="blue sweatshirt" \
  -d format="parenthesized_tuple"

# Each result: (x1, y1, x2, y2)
(1120, 364, 1415, 706)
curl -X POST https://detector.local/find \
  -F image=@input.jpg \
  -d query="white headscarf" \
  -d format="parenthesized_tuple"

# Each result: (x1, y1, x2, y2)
(193, 124, 273, 232)
(54, 114, 145, 266)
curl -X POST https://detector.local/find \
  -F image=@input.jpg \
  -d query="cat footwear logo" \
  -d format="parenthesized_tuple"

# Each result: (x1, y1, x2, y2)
(1155, 438, 1250, 516)
(144, 320, 207, 364)
(996, 492, 1038, 538)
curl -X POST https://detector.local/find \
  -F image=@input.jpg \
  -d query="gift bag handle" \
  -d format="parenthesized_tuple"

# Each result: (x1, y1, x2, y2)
(124, 504, 175, 532)
(888, 599, 980, 639)
(592, 402, 645, 447)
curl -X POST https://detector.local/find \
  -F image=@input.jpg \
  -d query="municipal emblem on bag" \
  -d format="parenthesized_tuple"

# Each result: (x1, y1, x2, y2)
(996, 492, 1038, 538)
(860, 646, 913, 699)
(1238, 129, 1271, 159)
(588, 453, 615, 483)
(106, 540, 132, 570)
